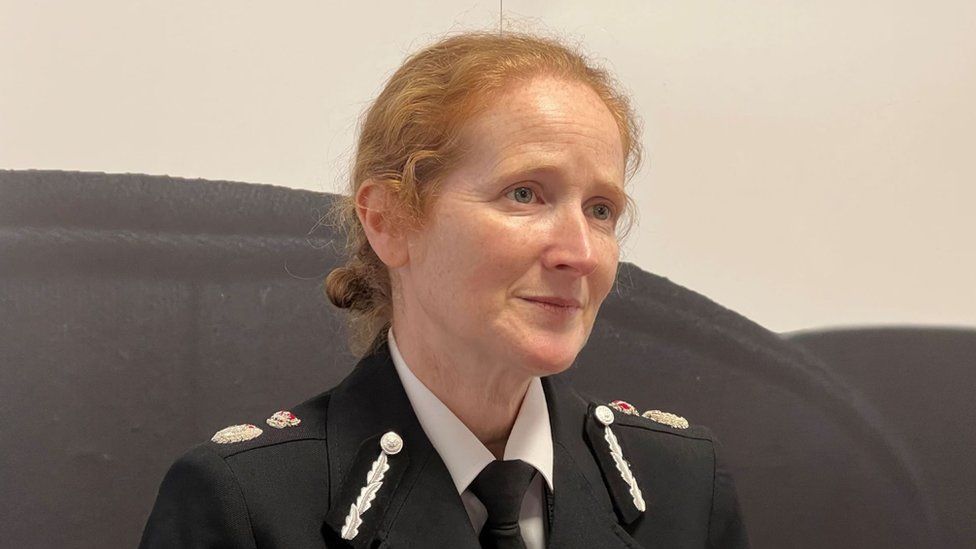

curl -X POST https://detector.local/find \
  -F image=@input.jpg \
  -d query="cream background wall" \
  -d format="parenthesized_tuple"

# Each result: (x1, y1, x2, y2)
(2, 0, 973, 332)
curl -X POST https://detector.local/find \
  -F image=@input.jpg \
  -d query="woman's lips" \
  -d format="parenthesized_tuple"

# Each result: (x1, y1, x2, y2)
(520, 297, 581, 316)
(519, 296, 583, 308)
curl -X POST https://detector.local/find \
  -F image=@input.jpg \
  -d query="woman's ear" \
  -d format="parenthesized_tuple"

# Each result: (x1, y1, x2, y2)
(355, 180, 409, 269)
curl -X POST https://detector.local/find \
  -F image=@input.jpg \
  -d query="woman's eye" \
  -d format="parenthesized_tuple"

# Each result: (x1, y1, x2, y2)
(507, 186, 616, 223)
(593, 203, 614, 221)
(507, 186, 535, 204)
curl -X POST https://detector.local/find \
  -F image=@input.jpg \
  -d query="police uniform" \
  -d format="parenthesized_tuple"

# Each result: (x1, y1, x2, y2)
(139, 330, 750, 548)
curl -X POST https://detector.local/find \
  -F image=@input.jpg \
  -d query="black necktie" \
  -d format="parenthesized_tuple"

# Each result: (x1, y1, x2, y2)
(469, 459, 538, 549)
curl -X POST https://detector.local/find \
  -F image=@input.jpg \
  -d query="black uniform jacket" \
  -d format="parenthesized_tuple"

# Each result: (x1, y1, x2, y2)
(139, 341, 749, 548)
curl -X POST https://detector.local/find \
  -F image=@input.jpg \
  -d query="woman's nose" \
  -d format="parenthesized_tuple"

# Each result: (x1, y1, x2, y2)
(540, 206, 601, 276)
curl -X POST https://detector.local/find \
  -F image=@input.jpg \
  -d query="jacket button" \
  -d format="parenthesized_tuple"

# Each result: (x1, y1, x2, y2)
(380, 431, 403, 455)
(594, 405, 615, 426)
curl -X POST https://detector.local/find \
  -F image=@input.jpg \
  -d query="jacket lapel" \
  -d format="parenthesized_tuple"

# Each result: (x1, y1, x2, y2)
(543, 375, 645, 548)
(322, 337, 640, 548)
(322, 340, 479, 548)
(379, 448, 481, 549)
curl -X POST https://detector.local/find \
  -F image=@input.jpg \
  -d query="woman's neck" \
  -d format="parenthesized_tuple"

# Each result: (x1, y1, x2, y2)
(390, 325, 532, 460)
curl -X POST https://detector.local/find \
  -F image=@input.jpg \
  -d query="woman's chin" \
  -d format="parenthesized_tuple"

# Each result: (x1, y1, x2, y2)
(516, 337, 583, 377)
(487, 316, 588, 376)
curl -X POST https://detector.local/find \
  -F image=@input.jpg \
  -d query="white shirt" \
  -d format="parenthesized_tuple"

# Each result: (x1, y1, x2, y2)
(387, 327, 554, 548)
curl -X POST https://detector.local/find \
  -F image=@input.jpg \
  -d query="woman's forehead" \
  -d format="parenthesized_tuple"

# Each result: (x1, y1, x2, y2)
(456, 78, 625, 180)
(476, 77, 617, 134)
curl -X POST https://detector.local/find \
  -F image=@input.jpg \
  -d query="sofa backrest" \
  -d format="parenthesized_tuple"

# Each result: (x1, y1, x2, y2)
(0, 169, 948, 548)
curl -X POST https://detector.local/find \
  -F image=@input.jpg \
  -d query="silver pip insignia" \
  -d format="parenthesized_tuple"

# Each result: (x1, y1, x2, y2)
(211, 424, 263, 444)
(266, 410, 301, 429)
(642, 409, 690, 429)
(608, 399, 639, 415)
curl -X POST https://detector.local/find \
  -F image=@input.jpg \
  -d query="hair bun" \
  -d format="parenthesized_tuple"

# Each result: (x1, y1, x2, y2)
(325, 266, 373, 310)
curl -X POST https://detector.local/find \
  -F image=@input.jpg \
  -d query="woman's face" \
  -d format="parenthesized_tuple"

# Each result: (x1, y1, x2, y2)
(395, 75, 626, 379)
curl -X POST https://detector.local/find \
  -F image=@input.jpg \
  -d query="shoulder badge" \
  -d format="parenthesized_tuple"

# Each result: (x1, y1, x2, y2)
(607, 399, 691, 430)
(266, 410, 301, 429)
(641, 409, 690, 429)
(211, 423, 263, 444)
(608, 399, 639, 415)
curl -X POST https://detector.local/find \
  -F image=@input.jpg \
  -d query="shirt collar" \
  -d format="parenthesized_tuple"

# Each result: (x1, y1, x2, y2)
(387, 327, 555, 495)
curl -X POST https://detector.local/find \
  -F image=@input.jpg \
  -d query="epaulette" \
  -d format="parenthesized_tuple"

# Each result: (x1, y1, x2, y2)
(584, 398, 712, 525)
(206, 408, 325, 458)
(604, 399, 714, 440)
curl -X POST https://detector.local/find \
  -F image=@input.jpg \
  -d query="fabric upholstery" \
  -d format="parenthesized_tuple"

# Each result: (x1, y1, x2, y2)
(1, 169, 964, 548)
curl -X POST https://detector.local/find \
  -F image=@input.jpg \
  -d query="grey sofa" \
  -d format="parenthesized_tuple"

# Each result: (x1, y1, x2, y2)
(2, 169, 972, 548)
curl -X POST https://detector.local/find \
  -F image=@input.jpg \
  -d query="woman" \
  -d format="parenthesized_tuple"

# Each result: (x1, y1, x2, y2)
(140, 31, 749, 548)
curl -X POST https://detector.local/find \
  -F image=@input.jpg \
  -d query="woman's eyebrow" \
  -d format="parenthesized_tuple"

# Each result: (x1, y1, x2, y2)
(593, 180, 628, 208)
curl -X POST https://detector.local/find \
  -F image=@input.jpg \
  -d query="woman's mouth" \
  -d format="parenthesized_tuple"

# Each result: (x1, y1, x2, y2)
(520, 297, 581, 317)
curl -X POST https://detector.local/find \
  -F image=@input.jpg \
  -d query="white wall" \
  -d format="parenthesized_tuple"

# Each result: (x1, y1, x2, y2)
(2, 0, 973, 333)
